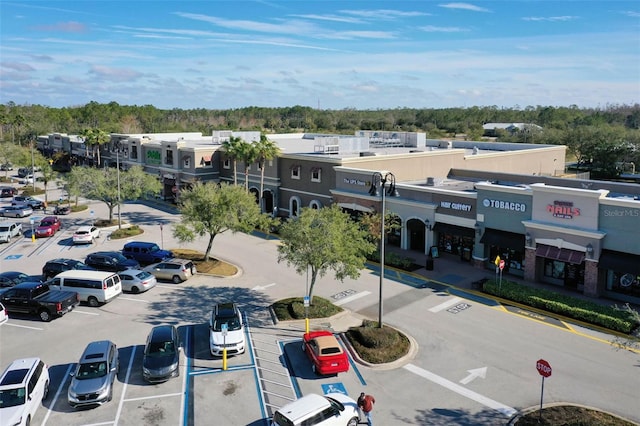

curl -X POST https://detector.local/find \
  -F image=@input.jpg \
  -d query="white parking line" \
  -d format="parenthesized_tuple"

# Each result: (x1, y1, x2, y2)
(333, 291, 371, 306)
(403, 363, 517, 417)
(41, 363, 74, 425)
(72, 309, 100, 316)
(123, 392, 183, 402)
(3, 323, 43, 330)
(428, 297, 463, 313)
(114, 346, 137, 425)
(118, 297, 149, 303)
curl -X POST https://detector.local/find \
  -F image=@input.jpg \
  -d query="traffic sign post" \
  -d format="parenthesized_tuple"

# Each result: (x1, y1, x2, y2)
(221, 323, 228, 371)
(536, 359, 552, 422)
(498, 259, 505, 293)
(304, 296, 310, 334)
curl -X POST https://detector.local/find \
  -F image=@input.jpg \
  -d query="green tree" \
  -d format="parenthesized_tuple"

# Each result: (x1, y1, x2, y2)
(173, 182, 270, 261)
(237, 140, 259, 192)
(76, 165, 161, 223)
(221, 136, 243, 185)
(255, 135, 281, 211)
(277, 206, 376, 303)
(80, 127, 110, 166)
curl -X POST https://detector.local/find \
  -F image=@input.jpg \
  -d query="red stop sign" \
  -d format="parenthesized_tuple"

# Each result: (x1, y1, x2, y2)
(536, 359, 552, 377)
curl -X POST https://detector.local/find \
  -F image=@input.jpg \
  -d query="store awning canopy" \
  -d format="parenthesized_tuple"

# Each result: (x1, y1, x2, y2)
(480, 229, 524, 248)
(598, 250, 640, 275)
(433, 222, 475, 238)
(337, 202, 373, 213)
(536, 244, 585, 264)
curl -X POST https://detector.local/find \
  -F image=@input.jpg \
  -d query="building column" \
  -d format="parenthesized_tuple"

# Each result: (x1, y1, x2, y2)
(524, 247, 536, 282)
(583, 260, 600, 297)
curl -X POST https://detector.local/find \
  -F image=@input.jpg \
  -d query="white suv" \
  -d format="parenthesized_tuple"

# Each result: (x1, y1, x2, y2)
(271, 393, 359, 426)
(0, 357, 50, 426)
(209, 302, 246, 357)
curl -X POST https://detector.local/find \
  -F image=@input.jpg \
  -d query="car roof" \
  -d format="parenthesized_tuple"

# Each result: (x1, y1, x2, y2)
(80, 340, 114, 362)
(214, 302, 238, 317)
(0, 271, 26, 278)
(0, 358, 41, 388)
(40, 216, 57, 221)
(48, 258, 83, 264)
(313, 335, 343, 354)
(149, 325, 176, 342)
(275, 393, 331, 422)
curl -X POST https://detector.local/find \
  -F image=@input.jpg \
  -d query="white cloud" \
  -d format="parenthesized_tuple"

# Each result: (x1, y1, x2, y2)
(522, 16, 579, 22)
(420, 26, 469, 33)
(438, 3, 491, 13)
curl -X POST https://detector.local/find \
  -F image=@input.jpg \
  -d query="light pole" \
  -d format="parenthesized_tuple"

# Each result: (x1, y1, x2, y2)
(368, 171, 399, 328)
(116, 150, 121, 228)
(30, 142, 36, 192)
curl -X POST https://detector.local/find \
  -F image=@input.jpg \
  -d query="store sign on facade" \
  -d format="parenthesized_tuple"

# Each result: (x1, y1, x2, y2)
(440, 201, 472, 212)
(343, 178, 367, 186)
(482, 198, 526, 212)
(547, 200, 580, 219)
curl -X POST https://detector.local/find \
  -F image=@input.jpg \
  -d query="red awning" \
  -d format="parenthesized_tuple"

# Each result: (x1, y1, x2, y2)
(536, 244, 585, 264)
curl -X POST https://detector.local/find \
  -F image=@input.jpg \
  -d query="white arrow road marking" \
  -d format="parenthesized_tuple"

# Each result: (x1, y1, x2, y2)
(460, 367, 487, 385)
(429, 297, 463, 313)
(334, 291, 371, 306)
(252, 283, 276, 291)
(404, 363, 516, 417)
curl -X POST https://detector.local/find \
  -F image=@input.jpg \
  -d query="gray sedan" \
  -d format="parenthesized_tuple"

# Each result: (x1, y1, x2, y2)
(118, 269, 157, 294)
(0, 204, 33, 218)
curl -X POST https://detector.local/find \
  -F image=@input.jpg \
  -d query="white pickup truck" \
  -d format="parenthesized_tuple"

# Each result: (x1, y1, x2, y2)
(0, 221, 23, 243)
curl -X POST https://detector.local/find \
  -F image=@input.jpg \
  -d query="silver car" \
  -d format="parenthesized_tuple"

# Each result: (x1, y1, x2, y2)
(118, 269, 157, 294)
(0, 205, 33, 218)
(68, 340, 119, 408)
(144, 259, 196, 284)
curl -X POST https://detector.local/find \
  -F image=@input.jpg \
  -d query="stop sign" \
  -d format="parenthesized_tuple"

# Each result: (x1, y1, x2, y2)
(536, 359, 552, 377)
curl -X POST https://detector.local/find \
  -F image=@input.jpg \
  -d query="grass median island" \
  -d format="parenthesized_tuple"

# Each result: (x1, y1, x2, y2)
(515, 405, 637, 425)
(171, 248, 238, 276)
(272, 297, 343, 320)
(344, 319, 410, 364)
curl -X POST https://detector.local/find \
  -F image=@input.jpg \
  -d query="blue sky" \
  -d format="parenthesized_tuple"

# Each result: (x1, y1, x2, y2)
(1, 1, 639, 110)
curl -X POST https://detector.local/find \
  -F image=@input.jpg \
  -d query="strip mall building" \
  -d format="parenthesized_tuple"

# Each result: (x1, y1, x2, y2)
(38, 131, 640, 304)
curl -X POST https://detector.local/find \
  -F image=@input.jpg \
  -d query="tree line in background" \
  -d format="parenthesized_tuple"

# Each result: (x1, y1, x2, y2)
(1, 101, 639, 178)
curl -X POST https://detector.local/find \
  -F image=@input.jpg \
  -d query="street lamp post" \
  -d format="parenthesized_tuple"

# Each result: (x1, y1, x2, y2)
(116, 150, 121, 229)
(369, 171, 399, 329)
(30, 142, 36, 192)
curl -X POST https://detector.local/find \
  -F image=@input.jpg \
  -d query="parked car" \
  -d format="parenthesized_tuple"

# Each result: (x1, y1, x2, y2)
(271, 393, 360, 426)
(0, 302, 7, 325)
(302, 330, 350, 376)
(53, 205, 71, 215)
(11, 196, 44, 210)
(68, 340, 119, 408)
(17, 167, 33, 178)
(0, 281, 79, 322)
(122, 241, 173, 265)
(0, 205, 33, 218)
(0, 187, 17, 198)
(209, 302, 246, 357)
(19, 175, 35, 185)
(118, 269, 157, 294)
(144, 259, 196, 283)
(0, 357, 50, 426)
(85, 251, 140, 272)
(72, 226, 100, 244)
(0, 163, 13, 171)
(48, 270, 122, 307)
(0, 222, 23, 243)
(35, 216, 62, 238)
(142, 325, 181, 383)
(0, 271, 32, 288)
(42, 258, 95, 280)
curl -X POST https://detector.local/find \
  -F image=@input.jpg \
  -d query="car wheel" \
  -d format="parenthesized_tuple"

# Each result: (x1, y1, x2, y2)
(25, 415, 31, 426)
(43, 380, 49, 401)
(15, 214, 20, 218)
(131, 286, 140, 294)
(38, 309, 52, 322)
(347, 416, 359, 426)
(107, 386, 113, 402)
(88, 296, 99, 307)
(172, 275, 182, 284)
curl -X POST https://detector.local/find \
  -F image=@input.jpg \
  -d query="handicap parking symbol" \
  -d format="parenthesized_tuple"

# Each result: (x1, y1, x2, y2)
(5, 254, 22, 260)
(321, 383, 347, 395)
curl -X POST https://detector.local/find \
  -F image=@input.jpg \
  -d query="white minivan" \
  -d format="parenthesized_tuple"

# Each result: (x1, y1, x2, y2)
(48, 270, 122, 307)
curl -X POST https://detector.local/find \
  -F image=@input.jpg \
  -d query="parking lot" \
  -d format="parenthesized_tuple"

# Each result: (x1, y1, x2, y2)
(2, 193, 640, 426)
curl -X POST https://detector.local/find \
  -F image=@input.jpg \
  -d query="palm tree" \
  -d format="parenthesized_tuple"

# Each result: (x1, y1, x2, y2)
(80, 128, 110, 167)
(255, 135, 281, 211)
(238, 141, 259, 192)
(221, 136, 243, 185)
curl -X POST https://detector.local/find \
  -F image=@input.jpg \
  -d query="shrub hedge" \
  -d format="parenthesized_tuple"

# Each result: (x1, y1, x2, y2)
(345, 319, 410, 364)
(482, 279, 637, 334)
(272, 297, 343, 321)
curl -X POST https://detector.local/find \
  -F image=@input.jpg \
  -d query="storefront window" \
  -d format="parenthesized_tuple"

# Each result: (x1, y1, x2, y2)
(438, 233, 474, 261)
(487, 246, 524, 277)
(606, 271, 640, 298)
(544, 259, 565, 280)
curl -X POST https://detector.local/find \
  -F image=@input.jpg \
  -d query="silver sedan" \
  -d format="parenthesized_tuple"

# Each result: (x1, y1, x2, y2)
(118, 269, 157, 294)
(0, 204, 33, 218)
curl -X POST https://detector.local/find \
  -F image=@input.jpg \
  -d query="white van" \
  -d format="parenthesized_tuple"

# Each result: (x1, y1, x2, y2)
(48, 270, 122, 307)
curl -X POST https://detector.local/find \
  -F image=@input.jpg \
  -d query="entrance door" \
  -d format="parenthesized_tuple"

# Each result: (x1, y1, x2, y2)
(407, 219, 425, 251)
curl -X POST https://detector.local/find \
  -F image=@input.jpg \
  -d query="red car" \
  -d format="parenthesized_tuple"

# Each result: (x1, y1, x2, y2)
(35, 216, 61, 238)
(302, 330, 350, 375)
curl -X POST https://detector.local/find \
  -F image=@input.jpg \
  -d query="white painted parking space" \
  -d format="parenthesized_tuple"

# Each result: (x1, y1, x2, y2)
(428, 296, 463, 313)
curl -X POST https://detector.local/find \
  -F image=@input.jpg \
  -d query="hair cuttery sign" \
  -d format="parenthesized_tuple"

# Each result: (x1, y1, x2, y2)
(547, 200, 580, 219)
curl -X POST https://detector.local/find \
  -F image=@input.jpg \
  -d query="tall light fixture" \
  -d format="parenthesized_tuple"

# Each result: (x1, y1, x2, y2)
(369, 171, 399, 329)
(116, 147, 122, 229)
(30, 141, 36, 192)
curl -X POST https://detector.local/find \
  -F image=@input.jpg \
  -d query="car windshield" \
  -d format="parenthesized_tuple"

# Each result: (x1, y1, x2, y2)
(75, 231, 88, 235)
(135, 271, 153, 279)
(146, 341, 176, 356)
(111, 253, 127, 262)
(0, 387, 26, 408)
(148, 244, 160, 252)
(40, 221, 54, 226)
(76, 361, 107, 379)
(213, 316, 241, 332)
(0, 226, 8, 232)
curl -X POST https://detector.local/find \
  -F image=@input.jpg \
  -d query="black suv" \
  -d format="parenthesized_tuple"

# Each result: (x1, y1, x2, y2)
(42, 258, 95, 280)
(85, 251, 140, 272)
(0, 187, 17, 198)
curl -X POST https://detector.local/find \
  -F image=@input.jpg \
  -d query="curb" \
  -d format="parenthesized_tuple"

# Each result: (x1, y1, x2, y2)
(507, 402, 639, 425)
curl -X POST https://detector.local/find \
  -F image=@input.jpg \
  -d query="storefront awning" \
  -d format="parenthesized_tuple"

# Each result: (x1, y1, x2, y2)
(433, 222, 475, 238)
(598, 250, 640, 275)
(480, 229, 524, 248)
(536, 244, 585, 264)
(337, 202, 373, 213)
